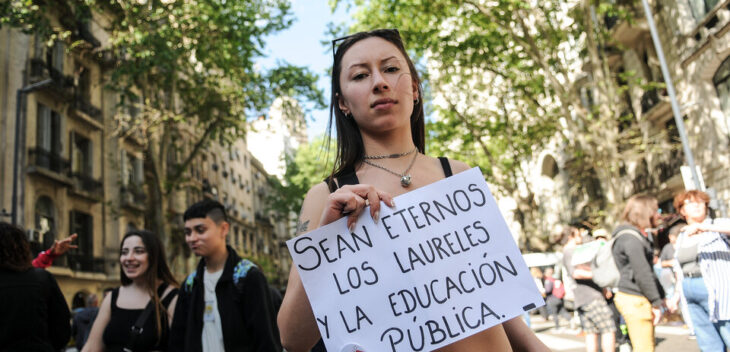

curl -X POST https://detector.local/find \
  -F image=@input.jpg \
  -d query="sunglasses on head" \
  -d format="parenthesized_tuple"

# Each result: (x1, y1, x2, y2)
(331, 28, 401, 58)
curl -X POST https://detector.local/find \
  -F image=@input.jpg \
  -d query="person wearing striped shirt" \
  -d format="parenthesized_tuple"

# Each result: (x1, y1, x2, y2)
(671, 190, 730, 351)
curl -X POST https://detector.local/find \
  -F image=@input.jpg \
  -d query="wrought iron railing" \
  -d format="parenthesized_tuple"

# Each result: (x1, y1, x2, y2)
(28, 148, 70, 175)
(70, 172, 102, 196)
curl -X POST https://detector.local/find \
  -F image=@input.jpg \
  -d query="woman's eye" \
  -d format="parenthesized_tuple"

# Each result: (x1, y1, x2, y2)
(353, 73, 367, 80)
(385, 66, 400, 73)
(121, 250, 128, 255)
(134, 249, 146, 255)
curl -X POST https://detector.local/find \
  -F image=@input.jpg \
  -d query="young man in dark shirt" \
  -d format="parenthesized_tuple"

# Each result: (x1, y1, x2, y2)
(169, 200, 281, 352)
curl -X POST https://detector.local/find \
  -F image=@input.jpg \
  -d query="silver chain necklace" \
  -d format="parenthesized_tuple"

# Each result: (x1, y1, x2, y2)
(362, 151, 419, 187)
(363, 147, 417, 160)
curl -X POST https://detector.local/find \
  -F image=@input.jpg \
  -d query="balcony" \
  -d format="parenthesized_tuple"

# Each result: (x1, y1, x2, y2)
(28, 148, 69, 174)
(27, 148, 74, 186)
(72, 95, 102, 123)
(657, 150, 684, 183)
(57, 254, 108, 273)
(28, 59, 74, 98)
(70, 173, 103, 200)
(120, 184, 146, 211)
(604, 8, 648, 46)
(640, 88, 671, 122)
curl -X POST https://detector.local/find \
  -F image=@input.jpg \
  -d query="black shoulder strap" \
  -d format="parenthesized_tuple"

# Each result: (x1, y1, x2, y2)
(439, 157, 453, 177)
(125, 283, 169, 351)
(325, 166, 360, 193)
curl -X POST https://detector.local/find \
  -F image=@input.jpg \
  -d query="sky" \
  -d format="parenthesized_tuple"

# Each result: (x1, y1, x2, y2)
(257, 1, 351, 140)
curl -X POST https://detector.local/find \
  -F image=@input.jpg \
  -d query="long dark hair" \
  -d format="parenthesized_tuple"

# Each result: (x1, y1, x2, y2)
(0, 222, 33, 272)
(119, 230, 178, 341)
(327, 29, 425, 180)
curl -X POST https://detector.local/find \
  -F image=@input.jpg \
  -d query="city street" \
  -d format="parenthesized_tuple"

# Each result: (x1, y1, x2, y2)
(529, 315, 700, 352)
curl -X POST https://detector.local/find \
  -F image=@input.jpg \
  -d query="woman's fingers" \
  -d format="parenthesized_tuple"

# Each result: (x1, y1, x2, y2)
(325, 184, 394, 229)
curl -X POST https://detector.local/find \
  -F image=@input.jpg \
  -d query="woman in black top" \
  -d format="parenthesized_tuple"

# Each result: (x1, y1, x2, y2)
(0, 221, 70, 351)
(83, 230, 178, 352)
(277, 29, 548, 352)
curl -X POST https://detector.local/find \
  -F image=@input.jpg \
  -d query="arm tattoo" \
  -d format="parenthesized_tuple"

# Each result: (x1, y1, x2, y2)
(296, 219, 310, 234)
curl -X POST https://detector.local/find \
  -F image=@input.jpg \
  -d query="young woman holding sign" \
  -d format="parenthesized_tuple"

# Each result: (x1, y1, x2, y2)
(277, 28, 548, 352)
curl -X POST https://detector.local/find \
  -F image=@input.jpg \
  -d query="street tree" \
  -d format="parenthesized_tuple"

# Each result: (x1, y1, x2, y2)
(336, 0, 668, 248)
(2, 0, 325, 261)
(268, 135, 334, 219)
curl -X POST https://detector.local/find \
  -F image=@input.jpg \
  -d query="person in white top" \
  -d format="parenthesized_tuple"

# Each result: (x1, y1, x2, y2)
(169, 199, 280, 352)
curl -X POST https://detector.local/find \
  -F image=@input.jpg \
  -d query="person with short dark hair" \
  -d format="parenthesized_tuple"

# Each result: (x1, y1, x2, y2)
(0, 221, 71, 350)
(612, 195, 666, 352)
(169, 199, 281, 352)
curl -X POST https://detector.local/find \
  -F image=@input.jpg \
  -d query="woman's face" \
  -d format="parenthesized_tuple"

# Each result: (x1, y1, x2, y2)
(337, 37, 418, 134)
(120, 235, 149, 281)
(680, 197, 707, 224)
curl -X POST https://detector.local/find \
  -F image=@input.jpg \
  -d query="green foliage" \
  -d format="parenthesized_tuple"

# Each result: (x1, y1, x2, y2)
(1, 0, 326, 251)
(268, 136, 334, 217)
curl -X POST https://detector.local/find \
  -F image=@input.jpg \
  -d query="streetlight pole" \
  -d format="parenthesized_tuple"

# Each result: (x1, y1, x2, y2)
(11, 79, 53, 225)
(640, 0, 703, 190)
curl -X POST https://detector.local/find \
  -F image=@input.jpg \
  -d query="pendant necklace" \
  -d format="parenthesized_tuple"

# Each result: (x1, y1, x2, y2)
(362, 150, 419, 187)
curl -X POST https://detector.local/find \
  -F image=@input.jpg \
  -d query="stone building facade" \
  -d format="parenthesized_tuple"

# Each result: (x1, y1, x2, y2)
(0, 9, 296, 305)
(529, 0, 730, 245)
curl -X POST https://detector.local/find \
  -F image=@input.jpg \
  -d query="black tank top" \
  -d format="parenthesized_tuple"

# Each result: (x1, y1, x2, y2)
(314, 157, 452, 352)
(102, 283, 178, 352)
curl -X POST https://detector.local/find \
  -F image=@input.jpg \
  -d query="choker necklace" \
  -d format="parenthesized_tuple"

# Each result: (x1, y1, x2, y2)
(363, 147, 417, 160)
(362, 151, 419, 187)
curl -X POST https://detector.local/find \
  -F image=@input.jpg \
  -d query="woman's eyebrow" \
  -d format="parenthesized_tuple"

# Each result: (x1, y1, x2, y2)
(346, 56, 399, 70)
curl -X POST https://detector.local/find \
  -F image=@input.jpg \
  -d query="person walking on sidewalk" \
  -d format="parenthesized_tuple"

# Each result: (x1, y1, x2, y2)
(612, 195, 666, 352)
(563, 226, 616, 352)
(169, 200, 280, 352)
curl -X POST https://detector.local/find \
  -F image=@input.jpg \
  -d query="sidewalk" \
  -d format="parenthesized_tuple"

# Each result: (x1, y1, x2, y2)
(528, 314, 700, 352)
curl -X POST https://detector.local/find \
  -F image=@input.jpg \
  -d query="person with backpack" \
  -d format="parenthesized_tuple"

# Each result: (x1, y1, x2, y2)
(611, 195, 667, 352)
(544, 266, 569, 331)
(563, 226, 616, 352)
(169, 199, 281, 352)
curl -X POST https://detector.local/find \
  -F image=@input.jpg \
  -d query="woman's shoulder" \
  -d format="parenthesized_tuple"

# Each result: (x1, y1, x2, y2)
(424, 155, 471, 174)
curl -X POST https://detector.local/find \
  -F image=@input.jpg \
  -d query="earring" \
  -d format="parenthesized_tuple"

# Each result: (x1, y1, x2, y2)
(414, 97, 419, 105)
(345, 112, 352, 119)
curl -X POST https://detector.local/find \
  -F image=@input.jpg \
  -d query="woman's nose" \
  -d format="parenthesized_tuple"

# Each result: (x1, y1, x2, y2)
(371, 71, 389, 92)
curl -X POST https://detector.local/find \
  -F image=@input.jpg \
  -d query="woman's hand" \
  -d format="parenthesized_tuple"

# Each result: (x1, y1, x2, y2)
(49, 233, 78, 256)
(682, 223, 705, 236)
(320, 184, 394, 231)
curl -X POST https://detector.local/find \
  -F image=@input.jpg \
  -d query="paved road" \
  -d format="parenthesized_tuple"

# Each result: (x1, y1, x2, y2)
(529, 315, 700, 352)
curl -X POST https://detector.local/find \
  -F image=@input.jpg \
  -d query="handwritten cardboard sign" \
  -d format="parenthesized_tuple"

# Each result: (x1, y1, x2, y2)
(287, 167, 544, 352)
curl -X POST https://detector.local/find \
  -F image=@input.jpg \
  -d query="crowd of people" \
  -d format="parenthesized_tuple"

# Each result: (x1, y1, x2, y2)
(1, 26, 729, 352)
(527, 191, 730, 352)
(0, 199, 281, 352)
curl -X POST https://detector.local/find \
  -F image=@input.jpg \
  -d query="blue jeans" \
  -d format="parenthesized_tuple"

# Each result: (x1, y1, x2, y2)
(683, 277, 730, 351)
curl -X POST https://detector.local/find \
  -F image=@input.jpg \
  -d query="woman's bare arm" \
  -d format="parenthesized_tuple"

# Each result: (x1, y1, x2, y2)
(278, 182, 393, 351)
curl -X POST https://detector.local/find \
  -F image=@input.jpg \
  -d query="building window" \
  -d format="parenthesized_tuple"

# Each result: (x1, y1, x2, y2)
(689, 0, 720, 21)
(713, 56, 730, 120)
(35, 196, 56, 250)
(76, 64, 91, 103)
(121, 150, 143, 187)
(70, 132, 93, 177)
(50, 40, 64, 73)
(37, 104, 62, 153)
(69, 210, 93, 256)
(541, 155, 559, 179)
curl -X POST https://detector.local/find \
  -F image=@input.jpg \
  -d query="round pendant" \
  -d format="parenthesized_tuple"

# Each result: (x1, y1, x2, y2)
(400, 174, 412, 187)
